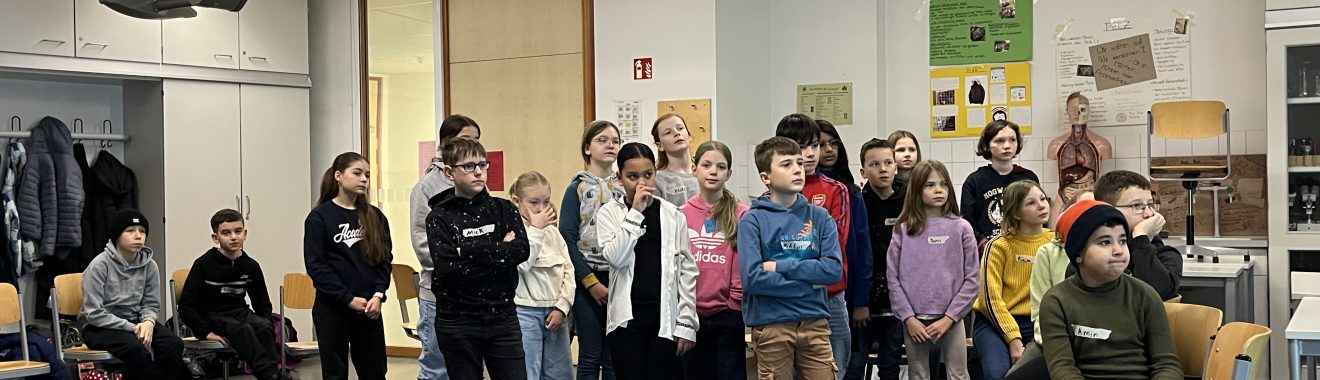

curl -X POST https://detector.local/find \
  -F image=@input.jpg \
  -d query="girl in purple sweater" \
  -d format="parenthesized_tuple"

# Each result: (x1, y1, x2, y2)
(886, 160, 980, 380)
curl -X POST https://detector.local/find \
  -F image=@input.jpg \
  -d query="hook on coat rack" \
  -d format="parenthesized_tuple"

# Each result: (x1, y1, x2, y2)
(72, 119, 84, 144)
(100, 120, 114, 149)
(9, 116, 18, 132)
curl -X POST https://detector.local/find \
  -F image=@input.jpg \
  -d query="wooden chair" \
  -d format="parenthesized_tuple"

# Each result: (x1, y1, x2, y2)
(49, 274, 117, 364)
(1203, 322, 1270, 380)
(390, 263, 421, 341)
(279, 273, 319, 373)
(0, 283, 50, 378)
(1147, 100, 1234, 262)
(1164, 303, 1224, 378)
(169, 268, 235, 378)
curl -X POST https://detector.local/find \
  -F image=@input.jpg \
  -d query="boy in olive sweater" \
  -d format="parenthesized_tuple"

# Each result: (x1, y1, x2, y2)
(1036, 201, 1181, 380)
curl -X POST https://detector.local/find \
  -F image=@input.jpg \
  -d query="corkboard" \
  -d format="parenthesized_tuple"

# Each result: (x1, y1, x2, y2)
(1149, 155, 1267, 237)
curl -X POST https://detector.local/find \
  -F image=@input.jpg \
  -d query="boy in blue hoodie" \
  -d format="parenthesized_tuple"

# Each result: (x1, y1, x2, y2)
(739, 136, 845, 379)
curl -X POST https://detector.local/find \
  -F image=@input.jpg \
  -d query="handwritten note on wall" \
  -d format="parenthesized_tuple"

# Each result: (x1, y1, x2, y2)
(1056, 20, 1190, 126)
(1089, 34, 1157, 91)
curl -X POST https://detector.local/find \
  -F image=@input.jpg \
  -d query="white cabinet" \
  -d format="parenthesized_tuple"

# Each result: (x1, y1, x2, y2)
(239, 0, 309, 74)
(74, 0, 162, 63)
(160, 80, 310, 281)
(0, 0, 74, 56)
(162, 80, 242, 273)
(1269, 0, 1320, 10)
(163, 8, 239, 69)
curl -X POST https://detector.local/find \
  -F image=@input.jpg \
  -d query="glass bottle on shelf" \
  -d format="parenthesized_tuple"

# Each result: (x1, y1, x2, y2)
(1301, 60, 1313, 97)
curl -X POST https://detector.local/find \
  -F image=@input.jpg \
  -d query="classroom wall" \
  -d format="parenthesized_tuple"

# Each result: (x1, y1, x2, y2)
(881, 0, 1267, 195)
(309, 0, 365, 197)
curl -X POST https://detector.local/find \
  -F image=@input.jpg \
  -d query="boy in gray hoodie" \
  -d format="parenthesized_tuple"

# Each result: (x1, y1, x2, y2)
(80, 209, 186, 380)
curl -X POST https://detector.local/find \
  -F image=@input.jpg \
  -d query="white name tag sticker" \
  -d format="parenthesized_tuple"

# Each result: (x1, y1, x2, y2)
(1016, 255, 1034, 263)
(463, 224, 495, 237)
(1071, 324, 1112, 340)
(928, 236, 949, 245)
(885, 218, 898, 226)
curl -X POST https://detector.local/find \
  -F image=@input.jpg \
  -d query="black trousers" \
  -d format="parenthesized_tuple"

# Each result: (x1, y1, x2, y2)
(682, 309, 745, 380)
(83, 322, 187, 380)
(199, 308, 279, 380)
(312, 298, 387, 380)
(608, 323, 679, 380)
(435, 311, 527, 380)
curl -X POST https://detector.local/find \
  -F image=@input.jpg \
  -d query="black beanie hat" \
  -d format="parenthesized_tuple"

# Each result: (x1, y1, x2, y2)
(106, 209, 149, 243)
(1055, 199, 1129, 264)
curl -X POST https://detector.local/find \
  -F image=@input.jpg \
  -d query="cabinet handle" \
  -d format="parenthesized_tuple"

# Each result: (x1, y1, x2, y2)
(214, 54, 234, 60)
(81, 43, 108, 51)
(244, 195, 251, 220)
(235, 195, 241, 211)
(38, 39, 66, 46)
(248, 56, 268, 63)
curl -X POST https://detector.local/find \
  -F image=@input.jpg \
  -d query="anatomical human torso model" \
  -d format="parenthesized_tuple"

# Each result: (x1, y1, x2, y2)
(1049, 92, 1112, 211)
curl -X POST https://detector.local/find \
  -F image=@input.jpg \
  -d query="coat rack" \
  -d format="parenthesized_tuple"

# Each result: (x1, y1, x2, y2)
(0, 116, 130, 142)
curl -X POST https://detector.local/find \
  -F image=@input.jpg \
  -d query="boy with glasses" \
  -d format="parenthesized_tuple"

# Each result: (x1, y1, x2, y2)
(1090, 170, 1182, 300)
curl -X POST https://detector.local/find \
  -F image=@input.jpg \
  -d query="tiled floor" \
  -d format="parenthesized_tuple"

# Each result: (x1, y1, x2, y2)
(224, 357, 421, 380)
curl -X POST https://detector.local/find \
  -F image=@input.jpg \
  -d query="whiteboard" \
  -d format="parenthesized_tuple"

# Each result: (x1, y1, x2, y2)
(1055, 19, 1191, 127)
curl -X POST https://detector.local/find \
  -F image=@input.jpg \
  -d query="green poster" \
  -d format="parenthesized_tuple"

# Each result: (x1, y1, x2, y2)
(929, 0, 1033, 66)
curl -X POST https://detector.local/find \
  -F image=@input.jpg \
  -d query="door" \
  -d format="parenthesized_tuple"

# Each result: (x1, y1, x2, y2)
(239, 85, 311, 299)
(0, 0, 74, 56)
(74, 0, 162, 62)
(162, 80, 241, 278)
(239, 0, 309, 74)
(162, 8, 239, 68)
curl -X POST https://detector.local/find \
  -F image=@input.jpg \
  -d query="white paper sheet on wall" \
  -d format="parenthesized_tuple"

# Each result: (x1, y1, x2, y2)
(1055, 18, 1191, 127)
(615, 99, 642, 142)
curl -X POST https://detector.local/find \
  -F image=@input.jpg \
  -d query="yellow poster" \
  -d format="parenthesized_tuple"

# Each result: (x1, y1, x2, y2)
(929, 62, 1031, 138)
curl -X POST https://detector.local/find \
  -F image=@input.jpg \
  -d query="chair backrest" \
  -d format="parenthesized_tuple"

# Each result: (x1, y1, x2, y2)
(0, 283, 19, 325)
(1164, 302, 1223, 377)
(391, 263, 418, 302)
(53, 273, 84, 316)
(282, 273, 315, 310)
(1150, 100, 1228, 139)
(1204, 322, 1271, 380)
(171, 268, 190, 301)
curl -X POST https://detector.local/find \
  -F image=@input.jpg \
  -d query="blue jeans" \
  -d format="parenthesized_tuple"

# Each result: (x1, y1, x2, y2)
(972, 313, 1034, 380)
(573, 271, 614, 380)
(417, 299, 449, 380)
(682, 309, 746, 380)
(827, 292, 850, 379)
(517, 306, 573, 380)
(843, 315, 903, 380)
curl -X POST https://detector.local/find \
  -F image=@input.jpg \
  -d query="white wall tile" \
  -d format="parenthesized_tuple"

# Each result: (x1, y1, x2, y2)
(952, 140, 977, 163)
(1040, 160, 1059, 183)
(1245, 131, 1268, 155)
(1019, 136, 1044, 161)
(950, 162, 978, 183)
(1101, 159, 1116, 173)
(1114, 134, 1141, 159)
(1230, 131, 1246, 155)
(1166, 139, 1192, 156)
(1192, 137, 1219, 156)
(731, 165, 749, 193)
(1117, 158, 1142, 173)
(929, 141, 953, 163)
(1139, 134, 1149, 158)
(1149, 136, 1165, 157)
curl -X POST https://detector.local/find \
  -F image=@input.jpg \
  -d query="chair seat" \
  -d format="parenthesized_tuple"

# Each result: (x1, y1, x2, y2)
(285, 341, 319, 353)
(0, 360, 50, 377)
(183, 337, 229, 350)
(64, 345, 114, 361)
(1150, 164, 1229, 179)
(402, 321, 417, 331)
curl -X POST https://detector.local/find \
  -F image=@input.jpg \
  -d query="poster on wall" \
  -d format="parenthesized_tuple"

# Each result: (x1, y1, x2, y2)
(614, 99, 642, 142)
(797, 83, 853, 125)
(929, 62, 1032, 139)
(1056, 18, 1191, 127)
(929, 0, 1033, 66)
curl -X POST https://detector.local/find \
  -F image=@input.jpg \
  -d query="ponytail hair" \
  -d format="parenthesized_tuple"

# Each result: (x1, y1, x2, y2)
(510, 171, 552, 200)
(318, 152, 390, 266)
(693, 141, 741, 249)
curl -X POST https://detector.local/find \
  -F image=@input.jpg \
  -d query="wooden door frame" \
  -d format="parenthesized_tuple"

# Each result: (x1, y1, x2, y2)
(439, 0, 596, 123)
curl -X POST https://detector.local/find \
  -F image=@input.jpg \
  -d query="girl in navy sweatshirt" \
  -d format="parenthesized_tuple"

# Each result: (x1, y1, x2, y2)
(961, 121, 1039, 244)
(303, 152, 392, 380)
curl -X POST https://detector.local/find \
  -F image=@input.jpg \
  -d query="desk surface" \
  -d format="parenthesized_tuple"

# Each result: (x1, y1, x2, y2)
(1184, 261, 1253, 278)
(1288, 297, 1320, 340)
(1295, 272, 1320, 300)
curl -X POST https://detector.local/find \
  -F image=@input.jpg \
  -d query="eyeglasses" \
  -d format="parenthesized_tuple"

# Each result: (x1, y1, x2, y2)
(593, 136, 623, 146)
(454, 161, 491, 173)
(820, 139, 842, 150)
(799, 140, 821, 150)
(1120, 202, 1160, 214)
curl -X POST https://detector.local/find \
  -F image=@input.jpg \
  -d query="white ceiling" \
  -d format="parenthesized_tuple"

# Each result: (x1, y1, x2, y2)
(367, 0, 435, 74)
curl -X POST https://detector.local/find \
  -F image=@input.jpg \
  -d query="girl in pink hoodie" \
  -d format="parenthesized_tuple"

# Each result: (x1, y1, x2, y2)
(680, 141, 749, 380)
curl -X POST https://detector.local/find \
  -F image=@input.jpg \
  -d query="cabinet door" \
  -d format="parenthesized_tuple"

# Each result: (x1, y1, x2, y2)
(239, 0, 309, 74)
(162, 80, 241, 276)
(1269, 0, 1320, 10)
(239, 85, 310, 283)
(162, 8, 239, 68)
(74, 0, 162, 63)
(0, 0, 74, 56)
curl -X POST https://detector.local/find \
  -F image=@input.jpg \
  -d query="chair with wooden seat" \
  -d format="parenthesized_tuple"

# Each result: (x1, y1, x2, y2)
(390, 263, 422, 341)
(49, 274, 117, 365)
(1203, 322, 1270, 380)
(169, 268, 235, 378)
(279, 272, 320, 373)
(1147, 100, 1232, 262)
(0, 283, 50, 378)
(1164, 302, 1224, 378)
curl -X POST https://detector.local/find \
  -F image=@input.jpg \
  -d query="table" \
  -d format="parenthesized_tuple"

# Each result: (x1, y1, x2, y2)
(1181, 260, 1255, 323)
(1287, 297, 1320, 380)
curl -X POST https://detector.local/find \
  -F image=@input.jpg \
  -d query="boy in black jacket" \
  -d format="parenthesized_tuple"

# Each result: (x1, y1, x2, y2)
(426, 138, 530, 380)
(1092, 170, 1183, 300)
(845, 139, 907, 380)
(179, 209, 281, 380)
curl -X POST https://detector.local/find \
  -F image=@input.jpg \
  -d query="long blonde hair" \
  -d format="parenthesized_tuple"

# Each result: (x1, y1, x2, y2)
(317, 152, 389, 266)
(897, 160, 959, 236)
(999, 180, 1046, 237)
(510, 171, 552, 200)
(692, 141, 741, 249)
